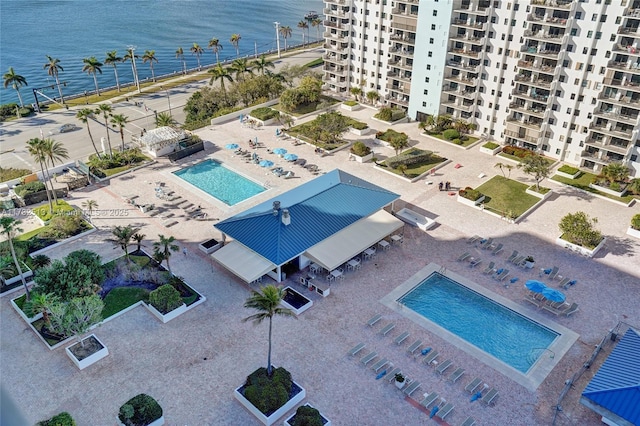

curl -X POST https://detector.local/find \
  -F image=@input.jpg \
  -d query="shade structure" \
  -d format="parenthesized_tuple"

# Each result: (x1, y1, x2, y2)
(211, 241, 276, 283)
(525, 280, 547, 293)
(541, 287, 566, 303)
(225, 143, 239, 150)
(259, 160, 274, 168)
(273, 148, 287, 155)
(284, 153, 298, 161)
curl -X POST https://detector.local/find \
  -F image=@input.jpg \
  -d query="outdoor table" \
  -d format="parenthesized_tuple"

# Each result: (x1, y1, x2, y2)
(363, 248, 376, 260)
(330, 269, 344, 280)
(378, 240, 390, 251)
(310, 263, 321, 274)
(347, 259, 361, 271)
(391, 234, 403, 244)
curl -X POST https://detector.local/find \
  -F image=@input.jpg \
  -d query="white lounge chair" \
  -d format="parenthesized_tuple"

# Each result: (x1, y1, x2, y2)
(371, 358, 389, 373)
(422, 350, 439, 365)
(457, 252, 471, 262)
(403, 380, 421, 396)
(482, 262, 495, 274)
(406, 340, 422, 355)
(360, 351, 378, 366)
(436, 402, 455, 420)
(348, 342, 366, 357)
(435, 359, 453, 374)
(448, 367, 465, 383)
(479, 388, 499, 406)
(459, 417, 476, 426)
(394, 331, 410, 345)
(379, 322, 396, 336)
(420, 392, 439, 408)
(366, 314, 382, 326)
(465, 377, 483, 394)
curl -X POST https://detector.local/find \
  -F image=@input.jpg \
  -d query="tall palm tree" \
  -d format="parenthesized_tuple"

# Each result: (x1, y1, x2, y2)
(3, 67, 28, 107)
(25, 138, 53, 212)
(230, 34, 242, 57)
(190, 43, 204, 70)
(81, 199, 98, 224)
(0, 217, 30, 300)
(24, 292, 58, 324)
(108, 225, 141, 261)
(253, 55, 275, 75)
(95, 104, 113, 155)
(82, 56, 103, 95)
(43, 55, 64, 103)
(155, 112, 176, 127)
(123, 48, 140, 92)
(208, 64, 234, 92)
(279, 26, 292, 51)
(76, 108, 101, 158)
(297, 21, 309, 47)
(175, 47, 186, 74)
(42, 138, 69, 206)
(208, 38, 223, 64)
(104, 50, 123, 92)
(153, 235, 179, 273)
(110, 113, 129, 151)
(142, 50, 158, 82)
(350, 87, 362, 102)
(311, 17, 322, 42)
(243, 285, 295, 376)
(231, 58, 253, 81)
(132, 233, 146, 252)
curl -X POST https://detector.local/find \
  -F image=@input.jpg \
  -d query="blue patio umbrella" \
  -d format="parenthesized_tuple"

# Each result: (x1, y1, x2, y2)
(259, 160, 274, 168)
(273, 147, 287, 155)
(542, 287, 565, 303)
(225, 143, 239, 150)
(284, 153, 298, 161)
(525, 280, 547, 293)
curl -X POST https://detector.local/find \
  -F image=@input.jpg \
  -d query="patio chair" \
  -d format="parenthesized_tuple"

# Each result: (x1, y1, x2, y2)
(478, 238, 493, 249)
(492, 268, 509, 281)
(457, 252, 471, 262)
(524, 293, 542, 307)
(563, 302, 579, 317)
(366, 314, 382, 326)
(420, 392, 439, 408)
(371, 358, 390, 373)
(394, 331, 410, 345)
(422, 350, 439, 366)
(435, 359, 453, 375)
(491, 243, 504, 255)
(465, 377, 483, 394)
(348, 342, 366, 357)
(506, 250, 519, 263)
(479, 388, 499, 406)
(557, 277, 570, 288)
(467, 235, 481, 244)
(379, 322, 396, 336)
(448, 367, 465, 383)
(547, 266, 560, 280)
(360, 351, 378, 366)
(436, 402, 455, 420)
(406, 339, 422, 355)
(403, 380, 421, 396)
(386, 367, 402, 383)
(511, 255, 525, 265)
(482, 262, 495, 274)
(459, 416, 476, 426)
(563, 279, 578, 290)
(469, 258, 482, 267)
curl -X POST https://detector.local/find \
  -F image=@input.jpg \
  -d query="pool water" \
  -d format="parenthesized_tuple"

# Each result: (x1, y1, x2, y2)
(398, 272, 558, 373)
(173, 159, 265, 206)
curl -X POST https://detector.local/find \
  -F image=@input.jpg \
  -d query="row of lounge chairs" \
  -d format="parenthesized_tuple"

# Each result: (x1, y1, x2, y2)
(524, 291, 579, 316)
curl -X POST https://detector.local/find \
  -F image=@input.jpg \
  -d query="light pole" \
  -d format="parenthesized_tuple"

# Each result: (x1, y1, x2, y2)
(160, 86, 172, 117)
(274, 22, 281, 58)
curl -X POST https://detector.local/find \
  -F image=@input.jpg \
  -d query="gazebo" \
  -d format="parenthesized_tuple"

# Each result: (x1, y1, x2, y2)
(132, 126, 190, 158)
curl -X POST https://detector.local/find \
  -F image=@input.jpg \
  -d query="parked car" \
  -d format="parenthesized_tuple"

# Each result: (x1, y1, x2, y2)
(48, 124, 78, 135)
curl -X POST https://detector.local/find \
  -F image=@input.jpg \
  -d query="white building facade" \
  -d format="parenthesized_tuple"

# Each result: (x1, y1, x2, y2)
(322, 0, 640, 177)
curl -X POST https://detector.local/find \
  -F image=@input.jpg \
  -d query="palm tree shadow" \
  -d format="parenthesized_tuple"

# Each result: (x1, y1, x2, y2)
(599, 235, 638, 258)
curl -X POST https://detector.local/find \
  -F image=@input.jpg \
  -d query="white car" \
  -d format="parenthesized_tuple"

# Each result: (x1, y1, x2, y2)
(48, 124, 78, 135)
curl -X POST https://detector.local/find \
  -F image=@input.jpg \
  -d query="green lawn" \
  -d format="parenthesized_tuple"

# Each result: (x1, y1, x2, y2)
(551, 171, 636, 203)
(427, 132, 478, 147)
(475, 176, 540, 218)
(380, 148, 447, 178)
(16, 226, 46, 241)
(32, 200, 75, 222)
(102, 287, 150, 319)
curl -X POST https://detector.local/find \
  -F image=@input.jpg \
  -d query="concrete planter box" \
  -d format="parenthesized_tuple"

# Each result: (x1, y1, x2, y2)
(117, 416, 165, 426)
(349, 126, 372, 136)
(341, 103, 362, 111)
(281, 286, 313, 315)
(395, 208, 436, 231)
(65, 334, 109, 370)
(555, 169, 581, 179)
(198, 238, 223, 254)
(350, 152, 374, 163)
(11, 295, 43, 323)
(457, 194, 485, 208)
(3, 268, 33, 286)
(480, 144, 502, 155)
(145, 302, 188, 323)
(284, 403, 331, 426)
(526, 187, 553, 200)
(556, 236, 606, 258)
(248, 115, 279, 126)
(29, 227, 97, 257)
(234, 380, 306, 426)
(589, 183, 627, 197)
(627, 227, 640, 239)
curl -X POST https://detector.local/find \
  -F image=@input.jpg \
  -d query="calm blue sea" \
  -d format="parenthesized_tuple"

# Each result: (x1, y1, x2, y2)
(0, 0, 323, 105)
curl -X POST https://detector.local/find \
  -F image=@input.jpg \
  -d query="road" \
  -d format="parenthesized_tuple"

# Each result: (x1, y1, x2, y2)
(0, 48, 323, 171)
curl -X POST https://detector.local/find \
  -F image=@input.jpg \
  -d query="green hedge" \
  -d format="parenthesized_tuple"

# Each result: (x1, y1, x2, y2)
(250, 107, 279, 121)
(631, 213, 640, 230)
(118, 394, 162, 426)
(37, 412, 76, 426)
(502, 145, 534, 159)
(350, 141, 371, 156)
(443, 129, 460, 140)
(243, 367, 292, 415)
(386, 149, 434, 169)
(343, 100, 358, 106)
(558, 164, 580, 175)
(149, 284, 183, 314)
(458, 187, 483, 201)
(14, 181, 45, 197)
(483, 141, 499, 150)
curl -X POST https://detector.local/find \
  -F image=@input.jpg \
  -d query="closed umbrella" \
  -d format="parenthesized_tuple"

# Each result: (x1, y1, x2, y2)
(225, 143, 239, 150)
(273, 148, 287, 155)
(284, 153, 298, 161)
(541, 287, 565, 303)
(259, 160, 274, 168)
(429, 405, 440, 418)
(525, 280, 547, 293)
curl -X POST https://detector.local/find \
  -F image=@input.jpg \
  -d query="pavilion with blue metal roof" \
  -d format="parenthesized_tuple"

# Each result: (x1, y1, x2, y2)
(580, 327, 640, 426)
(211, 169, 403, 283)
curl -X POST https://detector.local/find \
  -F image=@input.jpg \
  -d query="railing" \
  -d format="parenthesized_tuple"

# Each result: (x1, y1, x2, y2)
(504, 130, 539, 144)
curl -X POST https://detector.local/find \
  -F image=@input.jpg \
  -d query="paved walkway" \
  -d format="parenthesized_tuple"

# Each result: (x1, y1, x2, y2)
(1, 104, 639, 425)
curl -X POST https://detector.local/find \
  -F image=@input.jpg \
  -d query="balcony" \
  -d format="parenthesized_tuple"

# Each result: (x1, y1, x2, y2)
(323, 55, 348, 66)
(517, 60, 557, 74)
(450, 48, 481, 58)
(323, 65, 348, 76)
(524, 31, 565, 42)
(454, 4, 491, 15)
(614, 44, 640, 56)
(521, 46, 561, 58)
(507, 117, 543, 130)
(324, 20, 346, 30)
(584, 138, 630, 155)
(451, 19, 487, 30)
(388, 96, 409, 106)
(325, 0, 347, 4)
(531, 0, 572, 8)
(324, 43, 349, 53)
(446, 61, 480, 72)
(598, 93, 640, 107)
(589, 123, 634, 137)
(504, 129, 540, 144)
(444, 74, 477, 85)
(389, 46, 414, 58)
(391, 7, 419, 17)
(625, 8, 640, 17)
(323, 31, 348, 41)
(618, 26, 640, 35)
(580, 151, 624, 165)
(593, 109, 639, 124)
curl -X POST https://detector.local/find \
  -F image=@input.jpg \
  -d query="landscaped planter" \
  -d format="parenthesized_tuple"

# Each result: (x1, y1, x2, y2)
(349, 126, 372, 136)
(350, 152, 374, 163)
(281, 286, 313, 315)
(117, 416, 165, 426)
(2, 268, 33, 286)
(589, 183, 627, 197)
(234, 380, 305, 426)
(145, 302, 188, 324)
(555, 169, 581, 180)
(284, 403, 331, 426)
(65, 334, 109, 370)
(526, 187, 553, 200)
(480, 143, 502, 156)
(341, 103, 362, 111)
(198, 238, 223, 254)
(248, 115, 279, 126)
(556, 236, 607, 258)
(626, 227, 640, 239)
(457, 194, 485, 208)
(10, 295, 43, 323)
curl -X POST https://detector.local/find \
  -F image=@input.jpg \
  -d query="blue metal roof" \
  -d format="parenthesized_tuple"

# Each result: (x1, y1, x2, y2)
(582, 328, 640, 425)
(215, 169, 400, 265)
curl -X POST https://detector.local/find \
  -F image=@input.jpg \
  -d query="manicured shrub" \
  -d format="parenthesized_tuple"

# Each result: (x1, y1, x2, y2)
(386, 149, 434, 169)
(631, 214, 640, 231)
(37, 411, 76, 426)
(118, 394, 163, 426)
(443, 129, 460, 140)
(292, 405, 324, 426)
(458, 187, 483, 201)
(502, 145, 534, 159)
(483, 142, 499, 150)
(374, 107, 393, 122)
(244, 367, 293, 415)
(38, 215, 87, 239)
(559, 211, 603, 248)
(343, 100, 358, 106)
(558, 164, 580, 175)
(350, 141, 371, 157)
(250, 107, 279, 121)
(349, 120, 368, 130)
(14, 181, 45, 197)
(149, 284, 183, 314)
(0, 167, 32, 182)
(452, 138, 462, 145)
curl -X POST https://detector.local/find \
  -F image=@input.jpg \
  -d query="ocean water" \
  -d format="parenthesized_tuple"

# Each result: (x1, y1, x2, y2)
(0, 0, 323, 105)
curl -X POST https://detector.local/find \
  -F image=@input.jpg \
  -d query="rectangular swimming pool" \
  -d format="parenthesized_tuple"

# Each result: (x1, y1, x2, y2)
(173, 159, 265, 206)
(398, 272, 559, 373)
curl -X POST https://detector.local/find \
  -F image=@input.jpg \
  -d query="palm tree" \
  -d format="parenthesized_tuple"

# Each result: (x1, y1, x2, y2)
(175, 47, 186, 74)
(208, 64, 234, 92)
(0, 217, 30, 300)
(31, 254, 51, 270)
(231, 58, 253, 81)
(366, 90, 380, 105)
(297, 21, 309, 47)
(155, 112, 176, 127)
(279, 26, 292, 51)
(95, 104, 113, 155)
(108, 225, 141, 261)
(230, 34, 242, 57)
(208, 38, 223, 64)
(153, 235, 179, 273)
(132, 233, 146, 252)
(123, 48, 140, 92)
(24, 292, 58, 324)
(82, 56, 103, 95)
(43, 55, 64, 103)
(350, 87, 362, 102)
(42, 138, 69, 205)
(104, 50, 123, 92)
(25, 138, 53, 212)
(494, 162, 506, 177)
(311, 17, 322, 42)
(242, 285, 295, 376)
(76, 108, 101, 158)
(253, 55, 275, 75)
(3, 67, 28, 107)
(110, 113, 129, 151)
(81, 199, 98, 224)
(142, 50, 158, 82)
(190, 43, 204, 70)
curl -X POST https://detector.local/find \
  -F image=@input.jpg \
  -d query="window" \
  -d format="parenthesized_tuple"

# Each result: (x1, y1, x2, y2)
(429, 38, 434, 44)
(566, 108, 572, 114)
(575, 11, 582, 20)
(570, 28, 577, 36)
(578, 95, 584, 101)
(431, 24, 436, 30)
(426, 64, 431, 70)
(428, 51, 432, 57)
(552, 104, 558, 111)
(423, 89, 428, 95)
(591, 14, 597, 21)
(610, 34, 616, 42)
(574, 110, 580, 116)
(433, 10, 437, 16)
(422, 101, 427, 107)
(425, 77, 429, 82)
(563, 121, 568, 128)
(587, 31, 593, 38)
(567, 45, 573, 52)
(600, 15, 607, 23)
(595, 32, 601, 39)
(591, 49, 597, 56)
(582, 47, 588, 54)
(570, 94, 575, 100)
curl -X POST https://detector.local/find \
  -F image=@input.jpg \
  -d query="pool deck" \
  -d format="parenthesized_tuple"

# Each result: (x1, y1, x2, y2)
(381, 263, 579, 391)
(1, 104, 640, 425)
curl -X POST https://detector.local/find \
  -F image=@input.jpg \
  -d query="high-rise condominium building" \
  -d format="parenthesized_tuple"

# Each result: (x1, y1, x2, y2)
(323, 0, 640, 177)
